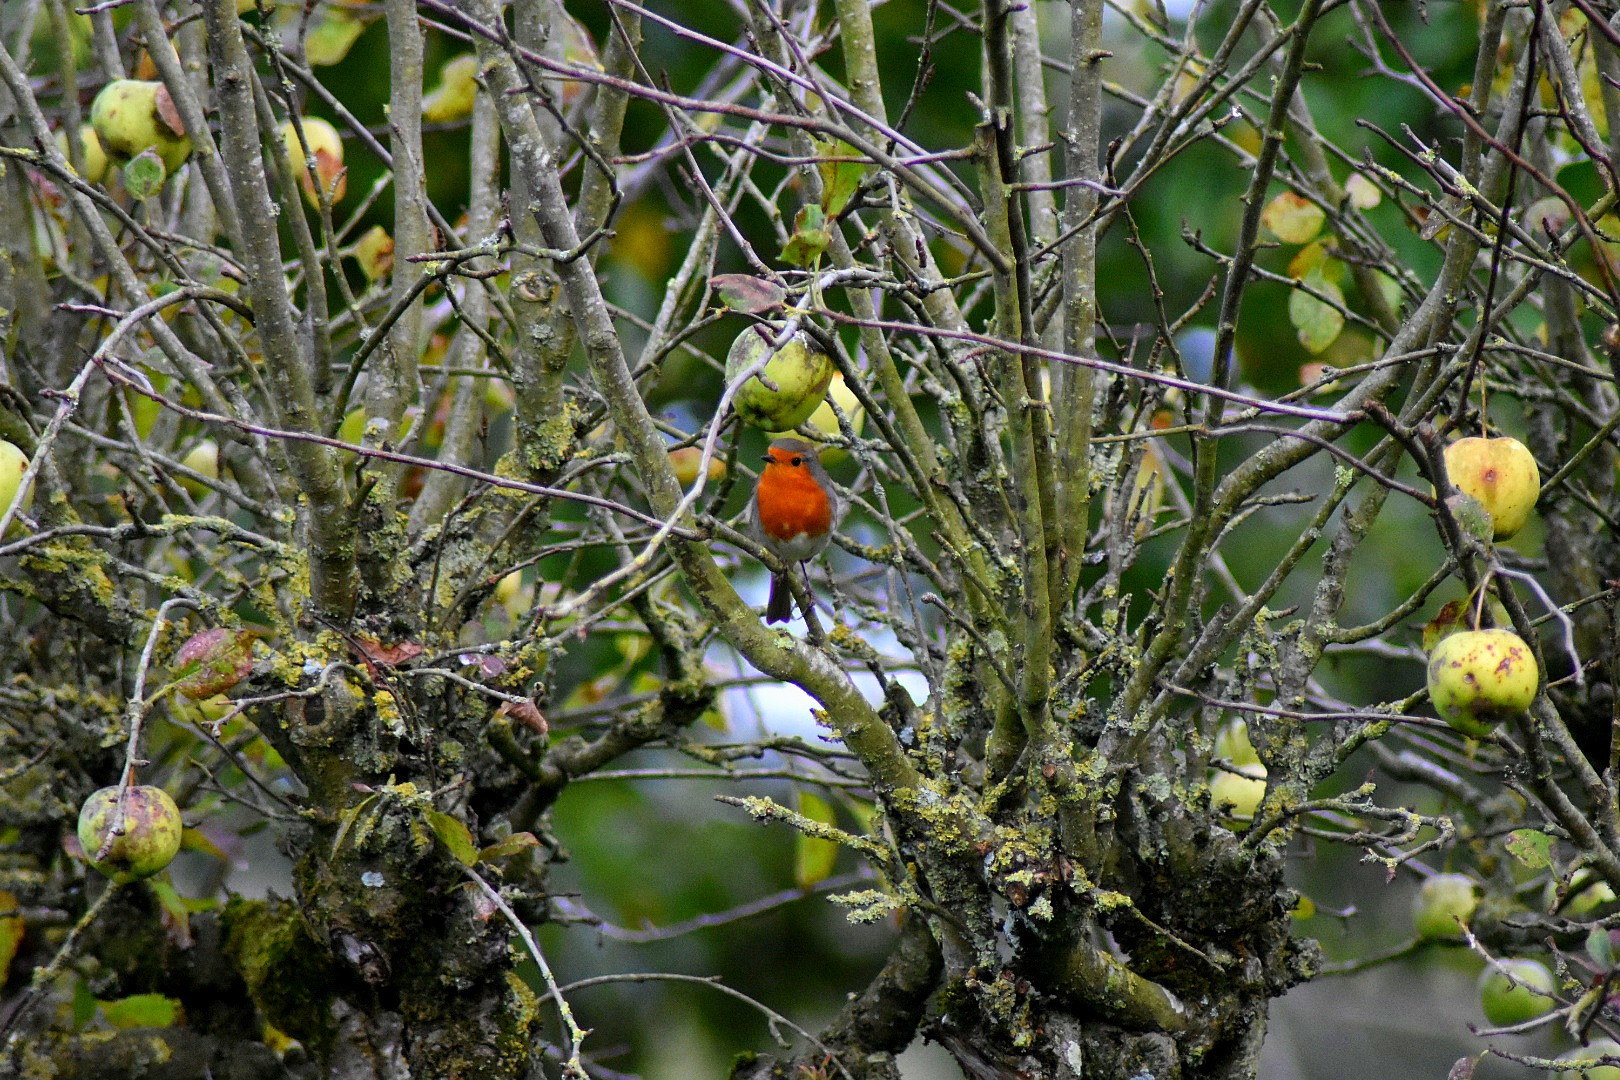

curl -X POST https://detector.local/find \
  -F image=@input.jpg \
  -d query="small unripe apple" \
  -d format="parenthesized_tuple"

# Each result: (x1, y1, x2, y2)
(1413, 872, 1478, 940)
(89, 80, 192, 175)
(1427, 628, 1538, 737)
(1552, 1040, 1620, 1080)
(1478, 957, 1556, 1025)
(768, 372, 864, 463)
(77, 785, 183, 883)
(179, 440, 219, 497)
(1444, 436, 1540, 540)
(1210, 763, 1266, 823)
(725, 325, 834, 431)
(668, 446, 726, 487)
(0, 440, 33, 519)
(1545, 869, 1617, 916)
(281, 116, 346, 208)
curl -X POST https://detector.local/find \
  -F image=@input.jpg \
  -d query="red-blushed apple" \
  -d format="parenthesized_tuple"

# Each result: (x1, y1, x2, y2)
(1443, 436, 1540, 540)
(77, 786, 183, 883)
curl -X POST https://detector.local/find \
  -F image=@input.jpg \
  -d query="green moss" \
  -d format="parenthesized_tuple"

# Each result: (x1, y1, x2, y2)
(220, 896, 339, 1060)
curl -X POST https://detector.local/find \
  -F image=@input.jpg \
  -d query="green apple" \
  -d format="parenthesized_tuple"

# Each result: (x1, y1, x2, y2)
(1210, 763, 1266, 823)
(1213, 719, 1260, 767)
(281, 116, 346, 208)
(1546, 869, 1617, 916)
(77, 785, 183, 883)
(0, 440, 33, 519)
(1444, 436, 1540, 540)
(725, 325, 834, 431)
(1413, 872, 1478, 941)
(1552, 1040, 1620, 1080)
(179, 440, 219, 498)
(1427, 628, 1538, 737)
(90, 80, 192, 175)
(1478, 957, 1556, 1025)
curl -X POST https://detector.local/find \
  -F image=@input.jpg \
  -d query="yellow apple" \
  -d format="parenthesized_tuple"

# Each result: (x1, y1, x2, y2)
(1553, 1040, 1620, 1080)
(768, 372, 864, 462)
(179, 440, 219, 498)
(1210, 763, 1266, 823)
(668, 446, 727, 486)
(55, 124, 109, 184)
(1427, 628, 1538, 737)
(1478, 957, 1556, 1026)
(0, 440, 33, 519)
(1443, 436, 1540, 540)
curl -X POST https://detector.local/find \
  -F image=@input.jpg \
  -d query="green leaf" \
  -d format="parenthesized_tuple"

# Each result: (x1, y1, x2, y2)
(1588, 926, 1617, 970)
(1288, 270, 1345, 354)
(148, 878, 193, 949)
(1262, 191, 1325, 244)
(781, 205, 830, 268)
(794, 791, 840, 891)
(815, 138, 867, 218)
(98, 993, 184, 1029)
(1504, 829, 1553, 870)
(122, 151, 167, 200)
(426, 810, 477, 866)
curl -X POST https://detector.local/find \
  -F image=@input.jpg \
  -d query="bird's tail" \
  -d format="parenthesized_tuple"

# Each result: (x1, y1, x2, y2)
(766, 571, 794, 623)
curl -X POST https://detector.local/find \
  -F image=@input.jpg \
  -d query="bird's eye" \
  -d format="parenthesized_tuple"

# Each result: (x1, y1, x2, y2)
(790, 456, 803, 466)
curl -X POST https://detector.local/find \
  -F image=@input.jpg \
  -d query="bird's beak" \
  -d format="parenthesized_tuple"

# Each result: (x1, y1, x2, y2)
(761, 454, 774, 464)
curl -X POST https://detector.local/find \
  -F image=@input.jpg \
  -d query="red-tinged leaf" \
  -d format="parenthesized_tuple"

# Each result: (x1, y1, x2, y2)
(497, 698, 548, 737)
(1447, 1055, 1478, 1080)
(479, 832, 541, 863)
(711, 274, 787, 314)
(173, 628, 255, 699)
(352, 636, 424, 667)
(154, 84, 186, 139)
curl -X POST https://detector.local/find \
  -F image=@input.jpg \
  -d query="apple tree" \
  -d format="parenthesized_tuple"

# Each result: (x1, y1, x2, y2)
(0, 0, 1618, 1078)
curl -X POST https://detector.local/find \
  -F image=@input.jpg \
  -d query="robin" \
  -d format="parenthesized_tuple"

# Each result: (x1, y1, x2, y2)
(749, 438, 846, 623)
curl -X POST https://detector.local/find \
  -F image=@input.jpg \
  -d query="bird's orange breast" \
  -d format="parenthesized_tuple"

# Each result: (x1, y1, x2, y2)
(755, 464, 832, 542)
